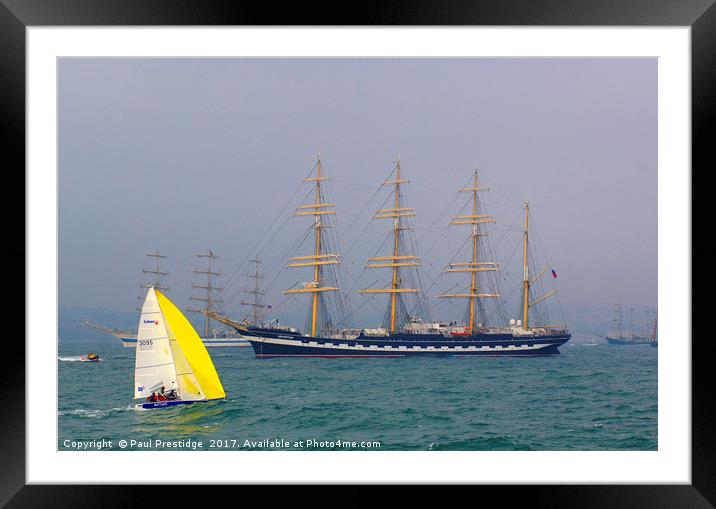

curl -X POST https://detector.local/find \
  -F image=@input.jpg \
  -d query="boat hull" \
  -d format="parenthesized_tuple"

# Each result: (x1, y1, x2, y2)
(606, 337, 651, 345)
(245, 330, 570, 358)
(140, 400, 206, 409)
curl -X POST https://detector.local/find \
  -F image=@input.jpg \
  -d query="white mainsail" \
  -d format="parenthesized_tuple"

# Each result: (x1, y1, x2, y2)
(134, 288, 179, 399)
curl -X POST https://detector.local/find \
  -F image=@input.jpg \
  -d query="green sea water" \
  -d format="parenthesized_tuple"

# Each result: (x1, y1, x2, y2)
(58, 335, 657, 451)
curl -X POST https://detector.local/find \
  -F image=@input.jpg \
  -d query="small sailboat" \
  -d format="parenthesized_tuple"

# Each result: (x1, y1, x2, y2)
(134, 288, 226, 409)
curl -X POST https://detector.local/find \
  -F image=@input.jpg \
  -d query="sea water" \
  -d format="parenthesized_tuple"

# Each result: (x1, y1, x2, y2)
(58, 335, 657, 451)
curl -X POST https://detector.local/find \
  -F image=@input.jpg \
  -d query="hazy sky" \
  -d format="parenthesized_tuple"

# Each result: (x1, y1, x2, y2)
(58, 58, 656, 329)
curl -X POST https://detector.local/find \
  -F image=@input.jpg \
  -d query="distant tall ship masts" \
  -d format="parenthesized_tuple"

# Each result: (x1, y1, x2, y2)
(241, 256, 269, 324)
(85, 248, 248, 348)
(188, 250, 223, 338)
(187, 250, 250, 346)
(606, 301, 655, 345)
(137, 249, 169, 311)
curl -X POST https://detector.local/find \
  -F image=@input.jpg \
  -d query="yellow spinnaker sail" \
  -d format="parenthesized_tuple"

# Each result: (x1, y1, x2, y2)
(156, 290, 226, 400)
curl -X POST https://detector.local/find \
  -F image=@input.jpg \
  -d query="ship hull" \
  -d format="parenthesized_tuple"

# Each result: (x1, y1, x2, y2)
(606, 337, 651, 345)
(117, 336, 137, 347)
(200, 337, 251, 347)
(117, 336, 250, 348)
(244, 329, 570, 358)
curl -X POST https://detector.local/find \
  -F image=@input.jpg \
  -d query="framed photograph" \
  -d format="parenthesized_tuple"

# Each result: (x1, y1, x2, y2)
(5, 0, 711, 504)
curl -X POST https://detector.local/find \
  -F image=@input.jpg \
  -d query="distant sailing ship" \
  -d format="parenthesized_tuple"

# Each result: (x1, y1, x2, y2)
(225, 155, 570, 357)
(84, 250, 248, 347)
(605, 303, 654, 345)
(83, 321, 137, 347)
(204, 255, 302, 340)
(186, 250, 250, 347)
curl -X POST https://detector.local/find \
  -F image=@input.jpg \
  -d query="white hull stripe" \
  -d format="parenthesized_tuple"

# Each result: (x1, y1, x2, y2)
(249, 336, 552, 352)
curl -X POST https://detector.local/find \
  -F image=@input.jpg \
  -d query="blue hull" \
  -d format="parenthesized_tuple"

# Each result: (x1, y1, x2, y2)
(244, 328, 570, 358)
(606, 337, 651, 345)
(141, 400, 205, 409)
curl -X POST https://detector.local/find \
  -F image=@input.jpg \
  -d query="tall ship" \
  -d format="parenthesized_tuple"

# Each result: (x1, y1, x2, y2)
(605, 303, 654, 345)
(84, 249, 171, 347)
(82, 321, 137, 347)
(229, 156, 571, 357)
(84, 250, 249, 347)
(187, 250, 250, 347)
(204, 256, 303, 340)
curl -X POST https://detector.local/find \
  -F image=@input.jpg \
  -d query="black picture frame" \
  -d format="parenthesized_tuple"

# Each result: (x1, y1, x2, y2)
(3, 0, 711, 505)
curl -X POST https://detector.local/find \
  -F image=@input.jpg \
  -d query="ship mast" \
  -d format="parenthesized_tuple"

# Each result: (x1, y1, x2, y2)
(613, 302, 624, 338)
(283, 155, 339, 337)
(519, 202, 557, 331)
(188, 250, 223, 338)
(628, 307, 635, 338)
(438, 169, 500, 333)
(241, 257, 268, 325)
(522, 202, 530, 330)
(359, 157, 420, 334)
(137, 249, 169, 310)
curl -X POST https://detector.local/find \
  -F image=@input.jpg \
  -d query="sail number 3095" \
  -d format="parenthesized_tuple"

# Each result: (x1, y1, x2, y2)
(138, 339, 153, 349)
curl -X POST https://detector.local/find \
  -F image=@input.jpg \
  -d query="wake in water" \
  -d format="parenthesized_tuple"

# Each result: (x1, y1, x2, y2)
(58, 406, 132, 418)
(58, 356, 103, 362)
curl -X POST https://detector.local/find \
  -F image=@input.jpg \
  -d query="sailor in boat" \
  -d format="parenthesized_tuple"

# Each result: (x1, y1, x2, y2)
(160, 386, 178, 401)
(145, 389, 175, 403)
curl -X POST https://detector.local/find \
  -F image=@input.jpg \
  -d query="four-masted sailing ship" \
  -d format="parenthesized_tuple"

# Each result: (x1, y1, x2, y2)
(233, 155, 571, 357)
